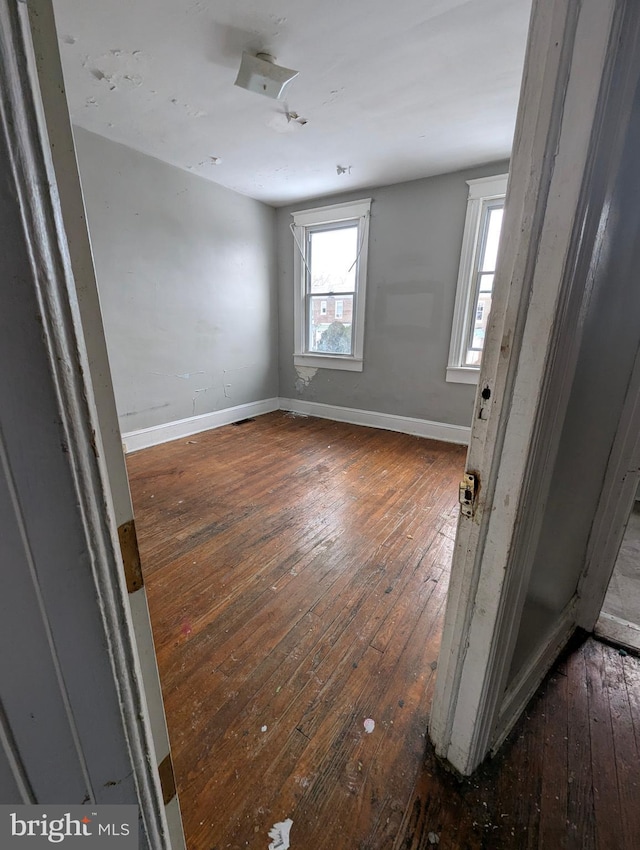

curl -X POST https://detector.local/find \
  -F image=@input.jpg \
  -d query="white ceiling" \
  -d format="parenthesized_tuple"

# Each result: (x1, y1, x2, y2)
(52, 0, 531, 207)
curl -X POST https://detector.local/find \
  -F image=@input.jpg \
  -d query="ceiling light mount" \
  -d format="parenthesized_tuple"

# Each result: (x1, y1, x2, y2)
(234, 51, 299, 101)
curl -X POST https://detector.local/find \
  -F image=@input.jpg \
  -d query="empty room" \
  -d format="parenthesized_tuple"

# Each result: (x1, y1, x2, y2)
(5, 0, 640, 848)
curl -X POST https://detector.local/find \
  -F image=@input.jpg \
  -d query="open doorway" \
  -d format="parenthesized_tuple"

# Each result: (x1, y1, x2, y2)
(26, 0, 640, 846)
(597, 484, 640, 653)
(46, 2, 530, 837)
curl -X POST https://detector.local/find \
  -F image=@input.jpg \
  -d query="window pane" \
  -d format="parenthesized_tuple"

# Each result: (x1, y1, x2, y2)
(478, 273, 494, 293)
(465, 289, 493, 366)
(308, 295, 353, 354)
(480, 206, 503, 272)
(309, 226, 358, 294)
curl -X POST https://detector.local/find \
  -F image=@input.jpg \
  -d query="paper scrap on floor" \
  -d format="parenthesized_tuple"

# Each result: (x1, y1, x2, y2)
(268, 818, 293, 850)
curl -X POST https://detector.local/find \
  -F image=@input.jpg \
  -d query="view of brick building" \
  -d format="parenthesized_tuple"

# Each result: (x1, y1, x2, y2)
(309, 294, 354, 351)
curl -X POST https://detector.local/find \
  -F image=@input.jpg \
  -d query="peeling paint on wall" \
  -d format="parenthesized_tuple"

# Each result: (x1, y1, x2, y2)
(192, 387, 210, 415)
(294, 366, 317, 393)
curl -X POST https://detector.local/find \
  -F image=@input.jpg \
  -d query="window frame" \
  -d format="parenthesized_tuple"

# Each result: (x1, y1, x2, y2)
(446, 174, 508, 385)
(292, 198, 371, 372)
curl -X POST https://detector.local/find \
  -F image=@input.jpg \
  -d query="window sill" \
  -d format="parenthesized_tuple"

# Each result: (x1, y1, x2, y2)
(446, 366, 480, 385)
(294, 353, 363, 372)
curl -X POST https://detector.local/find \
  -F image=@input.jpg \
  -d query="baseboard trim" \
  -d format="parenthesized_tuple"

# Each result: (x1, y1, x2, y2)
(278, 398, 471, 445)
(122, 398, 280, 453)
(122, 397, 471, 453)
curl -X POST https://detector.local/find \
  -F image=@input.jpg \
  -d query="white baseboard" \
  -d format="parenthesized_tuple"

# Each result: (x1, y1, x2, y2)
(122, 398, 280, 453)
(278, 398, 471, 445)
(122, 396, 471, 453)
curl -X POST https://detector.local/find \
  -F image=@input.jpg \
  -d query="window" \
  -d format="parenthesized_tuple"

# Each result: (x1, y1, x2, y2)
(446, 174, 508, 384)
(291, 198, 371, 372)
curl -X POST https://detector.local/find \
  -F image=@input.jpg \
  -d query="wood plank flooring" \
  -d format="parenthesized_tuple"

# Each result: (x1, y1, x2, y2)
(126, 412, 640, 850)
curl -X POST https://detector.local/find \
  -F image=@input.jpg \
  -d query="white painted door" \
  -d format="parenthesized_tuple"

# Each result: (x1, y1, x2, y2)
(430, 0, 640, 775)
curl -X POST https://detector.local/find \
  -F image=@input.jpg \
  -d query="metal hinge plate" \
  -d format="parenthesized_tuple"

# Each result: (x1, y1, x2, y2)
(459, 472, 477, 517)
(118, 519, 144, 593)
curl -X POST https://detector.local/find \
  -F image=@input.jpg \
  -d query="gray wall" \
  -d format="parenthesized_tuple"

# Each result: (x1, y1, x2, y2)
(74, 127, 279, 433)
(76, 126, 508, 432)
(276, 162, 509, 426)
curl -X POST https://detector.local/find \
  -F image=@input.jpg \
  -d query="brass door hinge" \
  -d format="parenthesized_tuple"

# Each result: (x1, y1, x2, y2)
(118, 519, 144, 593)
(158, 753, 177, 805)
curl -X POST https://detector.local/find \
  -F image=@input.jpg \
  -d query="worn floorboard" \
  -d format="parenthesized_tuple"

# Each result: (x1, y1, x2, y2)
(126, 412, 640, 850)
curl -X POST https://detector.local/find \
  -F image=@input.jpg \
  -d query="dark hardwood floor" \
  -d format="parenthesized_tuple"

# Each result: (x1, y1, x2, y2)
(126, 412, 640, 850)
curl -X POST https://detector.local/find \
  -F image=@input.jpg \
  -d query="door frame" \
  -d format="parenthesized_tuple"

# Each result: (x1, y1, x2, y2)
(23, 6, 185, 845)
(1, 0, 177, 843)
(430, 0, 638, 775)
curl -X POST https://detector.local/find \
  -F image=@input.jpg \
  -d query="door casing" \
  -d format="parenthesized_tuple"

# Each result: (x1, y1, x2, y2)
(430, 0, 640, 775)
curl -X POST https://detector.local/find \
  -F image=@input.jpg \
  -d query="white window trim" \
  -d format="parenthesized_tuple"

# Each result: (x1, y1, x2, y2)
(446, 174, 508, 384)
(292, 198, 371, 372)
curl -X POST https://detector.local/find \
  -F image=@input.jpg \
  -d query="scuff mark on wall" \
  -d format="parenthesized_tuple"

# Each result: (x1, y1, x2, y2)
(122, 402, 170, 417)
(294, 366, 317, 393)
(149, 370, 205, 380)
(222, 369, 232, 399)
(192, 387, 209, 415)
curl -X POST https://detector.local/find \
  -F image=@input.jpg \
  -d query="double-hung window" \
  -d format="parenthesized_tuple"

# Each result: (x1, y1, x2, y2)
(446, 174, 508, 384)
(291, 199, 371, 372)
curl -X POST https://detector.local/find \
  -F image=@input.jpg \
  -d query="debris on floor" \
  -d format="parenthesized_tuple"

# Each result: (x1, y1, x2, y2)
(364, 718, 375, 734)
(268, 818, 293, 850)
(261, 725, 268, 732)
(427, 832, 440, 845)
